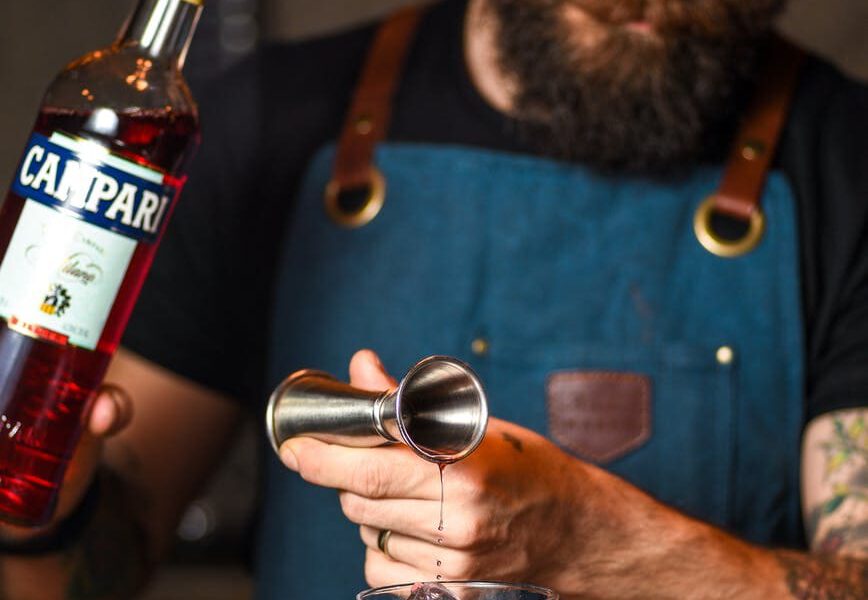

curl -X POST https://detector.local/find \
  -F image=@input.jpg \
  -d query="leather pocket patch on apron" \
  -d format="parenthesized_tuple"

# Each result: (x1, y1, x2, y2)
(547, 371, 652, 463)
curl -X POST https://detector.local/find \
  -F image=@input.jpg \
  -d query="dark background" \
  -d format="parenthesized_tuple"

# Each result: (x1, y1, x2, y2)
(2, 0, 866, 190)
(0, 1, 866, 598)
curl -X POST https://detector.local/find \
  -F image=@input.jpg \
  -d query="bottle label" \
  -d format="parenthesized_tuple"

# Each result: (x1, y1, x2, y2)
(11, 132, 179, 242)
(0, 132, 181, 350)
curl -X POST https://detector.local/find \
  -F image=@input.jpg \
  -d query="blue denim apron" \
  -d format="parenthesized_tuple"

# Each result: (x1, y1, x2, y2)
(255, 142, 804, 599)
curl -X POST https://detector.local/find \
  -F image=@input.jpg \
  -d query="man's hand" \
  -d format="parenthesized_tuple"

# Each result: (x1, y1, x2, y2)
(280, 350, 868, 599)
(0, 384, 132, 542)
(0, 349, 243, 600)
(279, 350, 612, 592)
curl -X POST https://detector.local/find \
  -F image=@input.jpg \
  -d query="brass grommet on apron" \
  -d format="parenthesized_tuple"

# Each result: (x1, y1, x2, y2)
(694, 196, 765, 258)
(324, 168, 386, 228)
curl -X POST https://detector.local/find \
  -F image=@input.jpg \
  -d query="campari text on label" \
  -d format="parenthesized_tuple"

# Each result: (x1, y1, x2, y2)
(13, 132, 181, 243)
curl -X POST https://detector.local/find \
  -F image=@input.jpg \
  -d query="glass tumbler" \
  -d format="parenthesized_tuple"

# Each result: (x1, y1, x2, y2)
(357, 580, 559, 599)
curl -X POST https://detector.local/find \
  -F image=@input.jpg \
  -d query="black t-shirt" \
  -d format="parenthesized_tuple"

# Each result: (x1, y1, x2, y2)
(123, 0, 868, 422)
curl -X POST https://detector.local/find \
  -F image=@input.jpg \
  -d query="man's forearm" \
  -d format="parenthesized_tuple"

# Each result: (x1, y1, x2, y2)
(594, 505, 867, 599)
(564, 404, 868, 600)
(0, 470, 152, 600)
(659, 517, 868, 599)
(774, 551, 867, 599)
(561, 464, 867, 600)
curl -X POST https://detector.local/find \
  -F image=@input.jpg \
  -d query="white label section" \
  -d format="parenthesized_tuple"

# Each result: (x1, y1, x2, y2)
(0, 200, 136, 350)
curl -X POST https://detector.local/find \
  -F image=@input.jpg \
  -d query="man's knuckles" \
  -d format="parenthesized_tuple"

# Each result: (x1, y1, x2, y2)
(339, 491, 374, 524)
(350, 459, 396, 498)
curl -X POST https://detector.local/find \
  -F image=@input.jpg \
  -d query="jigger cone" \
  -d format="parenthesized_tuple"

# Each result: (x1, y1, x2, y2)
(266, 355, 489, 463)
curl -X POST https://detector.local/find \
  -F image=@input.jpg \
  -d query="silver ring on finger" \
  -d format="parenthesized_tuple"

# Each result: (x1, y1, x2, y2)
(377, 529, 394, 560)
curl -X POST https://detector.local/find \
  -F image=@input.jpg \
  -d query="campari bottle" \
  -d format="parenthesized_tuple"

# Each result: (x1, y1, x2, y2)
(0, 0, 203, 526)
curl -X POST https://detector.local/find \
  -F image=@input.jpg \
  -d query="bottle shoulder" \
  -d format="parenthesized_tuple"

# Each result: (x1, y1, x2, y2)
(43, 45, 198, 118)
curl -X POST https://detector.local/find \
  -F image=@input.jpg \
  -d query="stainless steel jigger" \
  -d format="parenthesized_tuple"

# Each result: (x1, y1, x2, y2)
(266, 356, 489, 463)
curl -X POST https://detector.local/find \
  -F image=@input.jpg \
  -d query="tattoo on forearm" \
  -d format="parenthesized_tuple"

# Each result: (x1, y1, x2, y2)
(63, 471, 152, 600)
(501, 432, 523, 453)
(806, 411, 868, 556)
(784, 410, 868, 598)
(776, 552, 868, 599)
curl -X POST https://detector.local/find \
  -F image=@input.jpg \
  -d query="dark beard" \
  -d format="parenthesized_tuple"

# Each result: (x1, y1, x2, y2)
(488, 0, 787, 176)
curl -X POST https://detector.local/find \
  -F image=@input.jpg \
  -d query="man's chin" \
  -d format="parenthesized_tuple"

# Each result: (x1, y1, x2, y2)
(489, 0, 771, 175)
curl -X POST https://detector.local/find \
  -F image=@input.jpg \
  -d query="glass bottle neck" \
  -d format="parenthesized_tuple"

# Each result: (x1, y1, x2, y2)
(116, 0, 203, 68)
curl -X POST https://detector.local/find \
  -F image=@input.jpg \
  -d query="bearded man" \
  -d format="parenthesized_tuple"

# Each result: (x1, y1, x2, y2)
(2, 0, 866, 599)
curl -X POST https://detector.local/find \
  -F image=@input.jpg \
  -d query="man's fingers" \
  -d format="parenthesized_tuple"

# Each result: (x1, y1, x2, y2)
(349, 349, 397, 392)
(360, 524, 462, 572)
(361, 526, 428, 572)
(88, 383, 133, 437)
(63, 387, 128, 503)
(340, 492, 441, 537)
(281, 437, 441, 500)
(56, 429, 104, 519)
(364, 547, 431, 589)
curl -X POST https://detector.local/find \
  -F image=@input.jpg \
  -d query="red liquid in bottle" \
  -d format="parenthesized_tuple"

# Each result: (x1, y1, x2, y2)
(0, 107, 198, 525)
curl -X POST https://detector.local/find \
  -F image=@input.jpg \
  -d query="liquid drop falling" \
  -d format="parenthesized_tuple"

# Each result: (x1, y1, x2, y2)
(434, 463, 448, 582)
(438, 463, 446, 532)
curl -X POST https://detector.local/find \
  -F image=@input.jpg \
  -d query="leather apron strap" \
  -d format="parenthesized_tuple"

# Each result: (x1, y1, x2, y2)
(325, 5, 424, 228)
(328, 8, 804, 254)
(694, 39, 804, 257)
